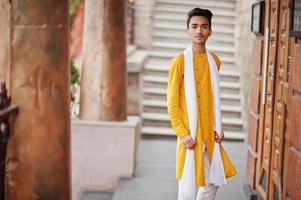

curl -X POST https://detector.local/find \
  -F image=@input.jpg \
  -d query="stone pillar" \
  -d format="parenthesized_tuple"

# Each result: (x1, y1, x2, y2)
(72, 2, 140, 199)
(80, 0, 127, 121)
(2, 1, 70, 199)
(0, 1, 10, 84)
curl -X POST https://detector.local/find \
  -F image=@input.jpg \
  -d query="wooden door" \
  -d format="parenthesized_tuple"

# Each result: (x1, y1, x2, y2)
(256, 0, 280, 199)
(250, 0, 301, 199)
(268, 0, 291, 199)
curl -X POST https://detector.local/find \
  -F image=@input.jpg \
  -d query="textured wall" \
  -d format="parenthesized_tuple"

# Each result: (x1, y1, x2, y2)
(133, 0, 155, 49)
(234, 0, 254, 134)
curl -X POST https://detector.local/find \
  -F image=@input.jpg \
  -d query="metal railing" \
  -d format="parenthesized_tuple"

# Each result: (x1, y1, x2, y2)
(0, 82, 18, 199)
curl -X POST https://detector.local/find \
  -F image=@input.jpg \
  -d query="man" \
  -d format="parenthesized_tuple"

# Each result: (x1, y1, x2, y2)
(167, 8, 237, 200)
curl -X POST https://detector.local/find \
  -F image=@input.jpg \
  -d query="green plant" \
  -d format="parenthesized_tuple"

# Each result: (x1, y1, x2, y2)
(70, 59, 80, 116)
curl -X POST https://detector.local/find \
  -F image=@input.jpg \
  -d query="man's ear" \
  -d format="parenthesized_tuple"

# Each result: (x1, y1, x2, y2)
(209, 28, 212, 36)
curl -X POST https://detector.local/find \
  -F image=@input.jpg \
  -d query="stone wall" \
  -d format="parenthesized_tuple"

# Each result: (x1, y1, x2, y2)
(133, 0, 155, 49)
(234, 0, 254, 133)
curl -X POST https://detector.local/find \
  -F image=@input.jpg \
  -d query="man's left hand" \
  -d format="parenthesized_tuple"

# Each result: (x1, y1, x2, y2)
(214, 130, 224, 144)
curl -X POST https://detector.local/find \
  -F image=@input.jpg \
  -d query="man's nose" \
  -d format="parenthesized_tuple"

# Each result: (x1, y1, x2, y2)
(196, 27, 202, 33)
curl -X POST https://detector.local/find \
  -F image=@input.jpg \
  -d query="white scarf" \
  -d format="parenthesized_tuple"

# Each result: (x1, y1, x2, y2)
(178, 45, 226, 200)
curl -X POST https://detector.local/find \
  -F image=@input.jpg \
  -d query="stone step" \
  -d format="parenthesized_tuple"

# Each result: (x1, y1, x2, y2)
(152, 41, 235, 55)
(153, 22, 234, 35)
(153, 32, 235, 46)
(144, 62, 240, 76)
(153, 14, 235, 26)
(155, 6, 236, 18)
(143, 99, 241, 111)
(142, 120, 243, 132)
(127, 50, 148, 72)
(142, 75, 240, 89)
(143, 87, 241, 105)
(142, 77, 241, 90)
(143, 71, 240, 83)
(143, 90, 241, 104)
(127, 45, 137, 57)
(142, 106, 241, 118)
(156, 0, 236, 9)
(143, 87, 241, 97)
(141, 126, 245, 140)
(143, 87, 167, 95)
(153, 28, 235, 38)
(142, 116, 243, 132)
(142, 112, 243, 125)
(149, 51, 235, 64)
(150, 49, 234, 61)
(143, 87, 241, 101)
(157, 0, 237, 2)
(142, 99, 241, 117)
(152, 13, 235, 25)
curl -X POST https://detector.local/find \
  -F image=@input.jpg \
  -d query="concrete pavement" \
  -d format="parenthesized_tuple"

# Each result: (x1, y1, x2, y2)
(111, 136, 248, 200)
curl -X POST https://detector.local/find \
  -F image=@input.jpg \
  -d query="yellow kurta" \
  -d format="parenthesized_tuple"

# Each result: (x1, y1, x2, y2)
(167, 52, 237, 187)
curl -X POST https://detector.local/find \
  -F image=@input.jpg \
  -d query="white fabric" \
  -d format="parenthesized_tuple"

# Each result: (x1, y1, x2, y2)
(178, 45, 198, 200)
(179, 144, 219, 200)
(178, 45, 226, 200)
(196, 144, 219, 200)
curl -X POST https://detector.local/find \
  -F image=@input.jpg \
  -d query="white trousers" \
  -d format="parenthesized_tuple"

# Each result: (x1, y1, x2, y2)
(178, 148, 219, 200)
(196, 150, 219, 200)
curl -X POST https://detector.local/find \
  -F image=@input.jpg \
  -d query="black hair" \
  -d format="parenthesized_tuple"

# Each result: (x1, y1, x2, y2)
(186, 8, 213, 29)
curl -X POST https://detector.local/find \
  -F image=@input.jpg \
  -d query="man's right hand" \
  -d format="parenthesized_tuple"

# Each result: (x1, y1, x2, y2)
(181, 134, 196, 150)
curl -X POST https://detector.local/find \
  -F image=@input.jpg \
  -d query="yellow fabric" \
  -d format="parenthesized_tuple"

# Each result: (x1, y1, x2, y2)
(167, 52, 237, 187)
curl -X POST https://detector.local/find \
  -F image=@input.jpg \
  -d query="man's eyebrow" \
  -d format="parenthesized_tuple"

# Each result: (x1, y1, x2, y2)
(191, 23, 209, 26)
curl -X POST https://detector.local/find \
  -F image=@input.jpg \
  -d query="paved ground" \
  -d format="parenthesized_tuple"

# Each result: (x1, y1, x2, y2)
(111, 135, 248, 200)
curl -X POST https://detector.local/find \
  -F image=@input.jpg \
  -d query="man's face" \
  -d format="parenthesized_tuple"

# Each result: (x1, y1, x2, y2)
(186, 16, 212, 45)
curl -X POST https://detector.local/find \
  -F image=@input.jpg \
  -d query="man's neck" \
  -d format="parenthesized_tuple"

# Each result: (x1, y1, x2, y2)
(192, 43, 206, 54)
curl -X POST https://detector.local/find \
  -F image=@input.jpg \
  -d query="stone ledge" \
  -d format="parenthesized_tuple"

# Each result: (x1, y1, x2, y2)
(72, 116, 140, 127)
(127, 49, 148, 73)
(71, 116, 141, 200)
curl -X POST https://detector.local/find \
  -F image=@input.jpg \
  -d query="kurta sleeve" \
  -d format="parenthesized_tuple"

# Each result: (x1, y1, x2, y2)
(167, 55, 189, 138)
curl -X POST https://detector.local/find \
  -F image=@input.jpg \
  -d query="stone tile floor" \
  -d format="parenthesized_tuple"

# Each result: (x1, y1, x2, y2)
(82, 135, 248, 200)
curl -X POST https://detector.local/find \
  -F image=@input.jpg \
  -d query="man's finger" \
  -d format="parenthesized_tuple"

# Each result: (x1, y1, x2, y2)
(215, 138, 221, 143)
(185, 142, 193, 148)
(188, 138, 196, 144)
(188, 139, 195, 145)
(188, 141, 195, 148)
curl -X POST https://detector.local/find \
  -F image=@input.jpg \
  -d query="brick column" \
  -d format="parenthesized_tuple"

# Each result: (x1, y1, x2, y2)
(80, 0, 127, 121)
(2, 1, 70, 199)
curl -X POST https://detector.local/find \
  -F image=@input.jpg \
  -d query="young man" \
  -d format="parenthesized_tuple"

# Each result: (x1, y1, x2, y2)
(167, 8, 237, 200)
